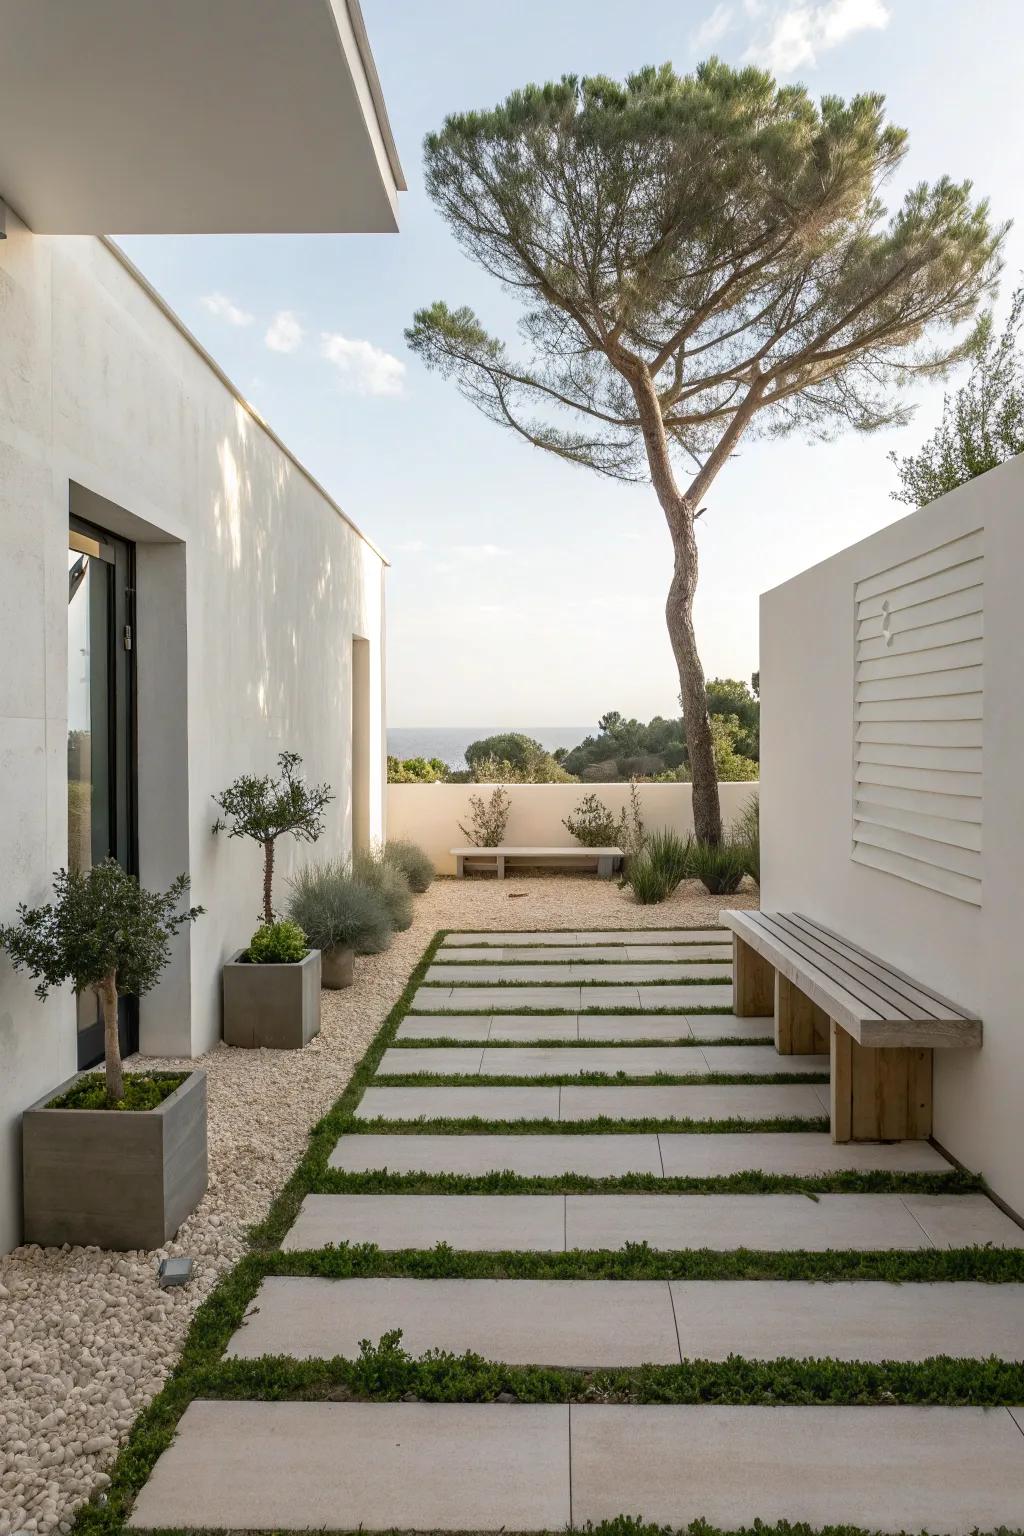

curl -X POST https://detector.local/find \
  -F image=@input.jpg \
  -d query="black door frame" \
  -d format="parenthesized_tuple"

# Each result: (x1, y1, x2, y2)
(69, 512, 139, 1067)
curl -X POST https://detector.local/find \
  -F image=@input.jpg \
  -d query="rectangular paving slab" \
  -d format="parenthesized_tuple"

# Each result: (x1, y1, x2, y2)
(699, 1045, 830, 1075)
(489, 1015, 580, 1040)
(356, 1086, 560, 1122)
(570, 1404, 1024, 1533)
(282, 1194, 566, 1252)
(656, 1132, 952, 1177)
(580, 1015, 769, 1041)
(329, 1133, 664, 1177)
(396, 1016, 498, 1040)
(128, 1400, 570, 1531)
(899, 1192, 1024, 1248)
(426, 963, 733, 983)
(378, 1047, 713, 1078)
(441, 929, 732, 946)
(667, 1281, 1024, 1361)
(227, 1277, 683, 1365)
(559, 1083, 827, 1122)
(377, 1048, 486, 1076)
(564, 1192, 1019, 1251)
(635, 985, 733, 1008)
(411, 986, 587, 1011)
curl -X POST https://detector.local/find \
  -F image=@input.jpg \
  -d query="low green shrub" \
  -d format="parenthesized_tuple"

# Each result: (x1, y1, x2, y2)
(457, 785, 511, 846)
(352, 851, 414, 931)
(624, 853, 674, 904)
(689, 840, 746, 895)
(48, 1072, 188, 1112)
(644, 828, 692, 893)
(730, 792, 760, 883)
(563, 792, 621, 847)
(287, 860, 394, 954)
(246, 919, 309, 964)
(384, 839, 435, 893)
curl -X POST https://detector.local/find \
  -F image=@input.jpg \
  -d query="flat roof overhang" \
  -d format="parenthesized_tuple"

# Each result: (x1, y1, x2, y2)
(0, 0, 405, 234)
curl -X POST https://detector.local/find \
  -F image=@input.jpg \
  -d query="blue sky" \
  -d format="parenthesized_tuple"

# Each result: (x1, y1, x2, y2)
(119, 0, 1024, 727)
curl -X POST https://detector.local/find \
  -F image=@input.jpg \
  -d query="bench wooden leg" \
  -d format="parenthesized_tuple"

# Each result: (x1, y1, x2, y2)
(733, 936, 774, 1017)
(775, 973, 830, 1055)
(830, 1022, 933, 1142)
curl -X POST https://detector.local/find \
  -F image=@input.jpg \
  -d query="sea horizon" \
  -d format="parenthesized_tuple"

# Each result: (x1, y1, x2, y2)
(387, 724, 595, 770)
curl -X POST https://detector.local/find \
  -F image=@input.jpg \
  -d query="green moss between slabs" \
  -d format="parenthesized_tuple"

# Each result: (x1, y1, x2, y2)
(48, 1072, 188, 1112)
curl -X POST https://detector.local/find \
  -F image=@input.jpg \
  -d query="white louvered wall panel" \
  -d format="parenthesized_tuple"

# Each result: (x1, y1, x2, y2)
(852, 529, 983, 905)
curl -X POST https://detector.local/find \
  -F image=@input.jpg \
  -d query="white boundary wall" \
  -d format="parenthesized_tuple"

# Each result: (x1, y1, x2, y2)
(387, 781, 759, 876)
(0, 220, 387, 1250)
(761, 455, 1024, 1217)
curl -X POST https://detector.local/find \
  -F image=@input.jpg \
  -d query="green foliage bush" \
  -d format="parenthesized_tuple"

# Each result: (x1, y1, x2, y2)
(49, 1072, 188, 1112)
(625, 854, 674, 905)
(247, 920, 309, 963)
(644, 828, 692, 893)
(352, 851, 414, 931)
(384, 839, 435, 893)
(563, 793, 621, 847)
(690, 840, 746, 895)
(457, 786, 511, 847)
(287, 860, 394, 955)
(730, 793, 760, 883)
(387, 755, 449, 783)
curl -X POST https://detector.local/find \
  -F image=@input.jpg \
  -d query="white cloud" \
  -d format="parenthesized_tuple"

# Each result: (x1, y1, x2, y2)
(745, 0, 889, 74)
(397, 539, 427, 554)
(448, 543, 505, 562)
(265, 310, 304, 354)
(319, 331, 406, 397)
(692, 3, 736, 50)
(201, 291, 253, 327)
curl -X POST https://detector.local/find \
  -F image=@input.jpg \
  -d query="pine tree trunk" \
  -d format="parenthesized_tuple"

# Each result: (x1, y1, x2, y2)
(96, 969, 124, 1106)
(666, 512, 723, 846)
(262, 838, 275, 925)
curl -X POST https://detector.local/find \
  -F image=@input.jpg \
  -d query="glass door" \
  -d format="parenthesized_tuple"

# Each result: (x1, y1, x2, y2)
(68, 517, 138, 1068)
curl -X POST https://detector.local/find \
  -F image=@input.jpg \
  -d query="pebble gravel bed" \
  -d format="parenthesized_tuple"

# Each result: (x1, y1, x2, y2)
(0, 874, 756, 1534)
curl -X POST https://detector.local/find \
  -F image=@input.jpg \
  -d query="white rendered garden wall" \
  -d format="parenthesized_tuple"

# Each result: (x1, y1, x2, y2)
(760, 455, 1024, 1217)
(0, 219, 387, 1251)
(387, 781, 759, 876)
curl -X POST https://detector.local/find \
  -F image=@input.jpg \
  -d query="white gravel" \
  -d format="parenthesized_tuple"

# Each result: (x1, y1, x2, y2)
(0, 875, 756, 1535)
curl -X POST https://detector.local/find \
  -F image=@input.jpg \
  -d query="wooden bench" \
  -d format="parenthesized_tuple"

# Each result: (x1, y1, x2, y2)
(451, 845, 623, 880)
(721, 910, 981, 1143)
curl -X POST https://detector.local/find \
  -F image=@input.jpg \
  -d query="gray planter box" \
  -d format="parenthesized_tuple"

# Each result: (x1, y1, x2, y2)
(222, 947, 321, 1048)
(321, 944, 354, 990)
(23, 1069, 208, 1251)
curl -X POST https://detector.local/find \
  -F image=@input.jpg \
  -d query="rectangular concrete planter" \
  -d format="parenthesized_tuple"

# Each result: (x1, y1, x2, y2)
(23, 1069, 208, 1251)
(321, 944, 354, 990)
(222, 947, 322, 1048)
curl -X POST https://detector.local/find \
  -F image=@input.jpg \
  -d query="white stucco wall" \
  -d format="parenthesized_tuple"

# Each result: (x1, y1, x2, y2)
(387, 781, 759, 876)
(0, 216, 387, 1251)
(760, 455, 1024, 1217)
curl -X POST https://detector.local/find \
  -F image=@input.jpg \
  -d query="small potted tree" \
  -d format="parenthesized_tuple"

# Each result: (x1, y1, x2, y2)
(1, 859, 206, 1250)
(213, 751, 333, 1047)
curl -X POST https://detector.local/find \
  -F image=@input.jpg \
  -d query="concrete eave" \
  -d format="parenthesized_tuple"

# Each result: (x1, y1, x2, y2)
(0, 0, 405, 234)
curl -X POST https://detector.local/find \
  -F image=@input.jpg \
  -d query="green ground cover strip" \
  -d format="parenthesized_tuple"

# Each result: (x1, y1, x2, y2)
(372, 1071, 830, 1088)
(181, 1334, 1024, 1409)
(317, 1169, 981, 1197)
(425, 977, 733, 988)
(391, 1035, 773, 1048)
(351, 1114, 832, 1135)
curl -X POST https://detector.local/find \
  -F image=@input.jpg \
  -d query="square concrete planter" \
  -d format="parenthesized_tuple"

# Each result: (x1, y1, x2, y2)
(222, 947, 322, 1048)
(321, 944, 354, 990)
(23, 1069, 208, 1251)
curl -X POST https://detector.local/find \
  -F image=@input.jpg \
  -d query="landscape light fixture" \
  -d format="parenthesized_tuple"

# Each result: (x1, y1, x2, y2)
(158, 1256, 194, 1288)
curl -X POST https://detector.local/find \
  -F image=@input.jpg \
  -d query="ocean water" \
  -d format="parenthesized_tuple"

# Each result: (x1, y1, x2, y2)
(388, 725, 594, 771)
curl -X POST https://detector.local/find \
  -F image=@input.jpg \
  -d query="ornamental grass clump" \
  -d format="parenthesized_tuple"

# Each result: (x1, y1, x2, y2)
(384, 839, 435, 893)
(730, 793, 760, 884)
(624, 854, 674, 905)
(644, 828, 692, 894)
(690, 839, 747, 895)
(212, 751, 333, 924)
(0, 860, 202, 1106)
(352, 850, 414, 931)
(287, 859, 395, 955)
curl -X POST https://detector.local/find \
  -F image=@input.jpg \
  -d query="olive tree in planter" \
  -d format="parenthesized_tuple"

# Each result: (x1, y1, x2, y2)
(213, 751, 333, 1048)
(0, 859, 206, 1250)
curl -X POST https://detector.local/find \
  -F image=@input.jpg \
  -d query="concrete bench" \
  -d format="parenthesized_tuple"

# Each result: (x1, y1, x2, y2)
(451, 846, 623, 880)
(721, 910, 981, 1143)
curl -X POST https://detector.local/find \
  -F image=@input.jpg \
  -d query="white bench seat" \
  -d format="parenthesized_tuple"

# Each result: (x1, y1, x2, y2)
(451, 846, 623, 879)
(721, 910, 981, 1144)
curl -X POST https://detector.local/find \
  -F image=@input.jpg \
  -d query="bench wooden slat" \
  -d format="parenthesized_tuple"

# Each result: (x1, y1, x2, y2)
(732, 912, 888, 1029)
(450, 847, 623, 857)
(766, 914, 927, 1023)
(792, 914, 979, 1024)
